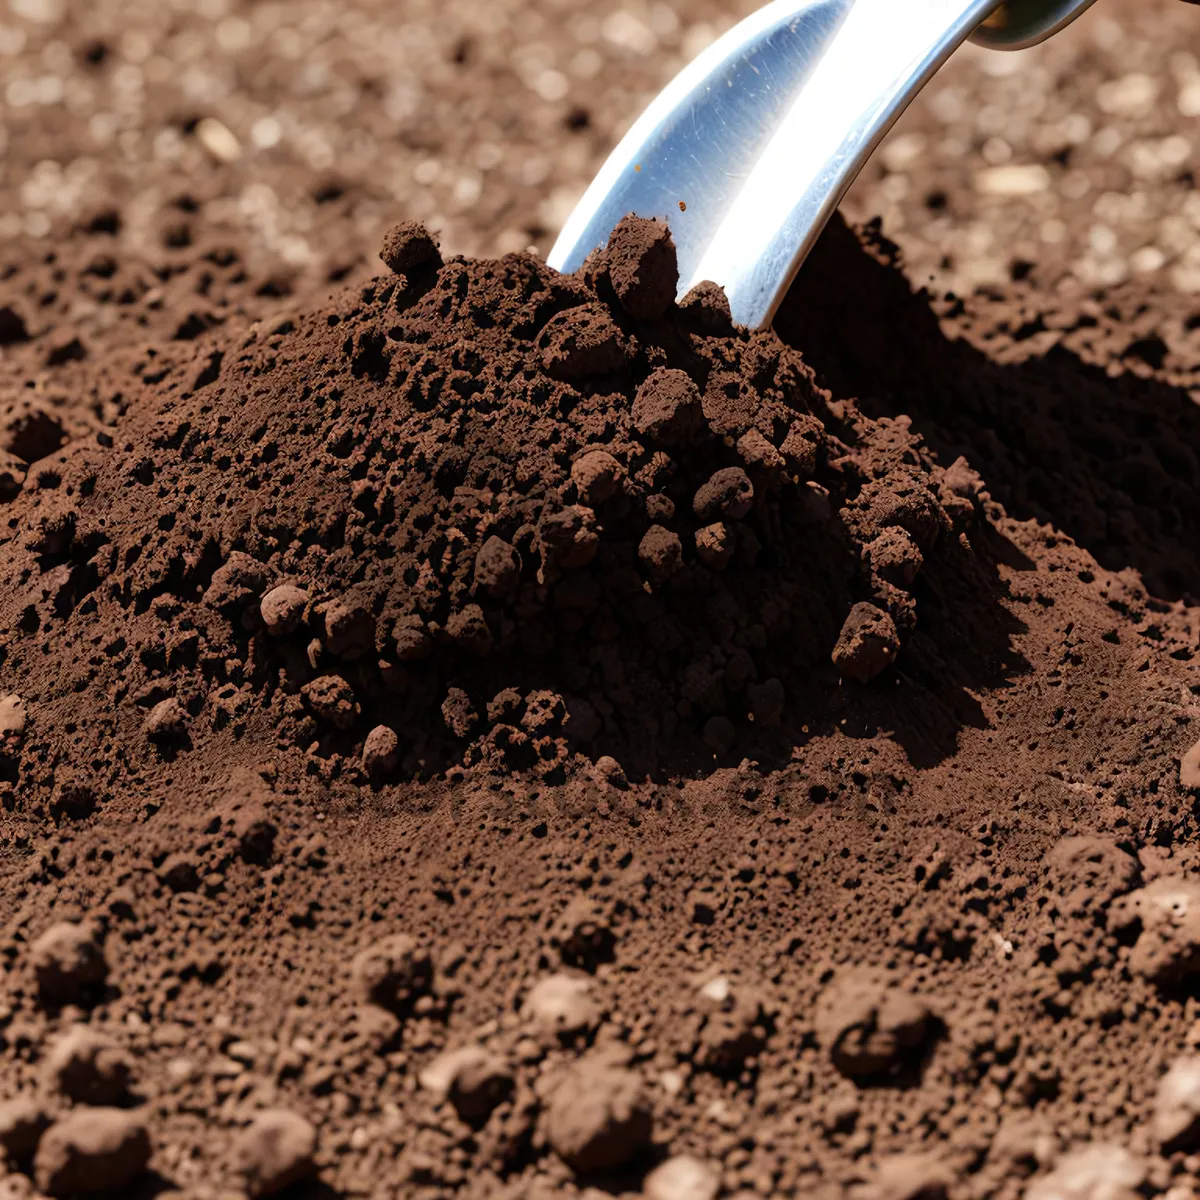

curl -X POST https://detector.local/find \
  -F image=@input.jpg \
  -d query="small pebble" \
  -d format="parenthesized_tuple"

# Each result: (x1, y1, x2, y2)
(604, 215, 678, 320)
(232, 1109, 317, 1197)
(350, 935, 433, 1013)
(832, 603, 901, 683)
(545, 1063, 652, 1174)
(522, 974, 603, 1041)
(419, 1045, 513, 1125)
(362, 726, 400, 780)
(0, 1094, 51, 1163)
(34, 1108, 150, 1198)
(643, 1154, 721, 1200)
(571, 449, 623, 506)
(693, 467, 753, 522)
(638, 525, 683, 584)
(144, 697, 187, 742)
(43, 1026, 133, 1104)
(259, 584, 308, 635)
(380, 221, 442, 276)
(30, 921, 108, 1005)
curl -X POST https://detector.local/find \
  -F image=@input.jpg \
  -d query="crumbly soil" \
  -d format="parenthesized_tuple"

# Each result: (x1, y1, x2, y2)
(2, 2, 1200, 1200)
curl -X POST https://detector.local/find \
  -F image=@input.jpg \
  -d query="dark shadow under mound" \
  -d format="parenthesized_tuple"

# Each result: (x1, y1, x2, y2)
(780, 212, 1200, 605)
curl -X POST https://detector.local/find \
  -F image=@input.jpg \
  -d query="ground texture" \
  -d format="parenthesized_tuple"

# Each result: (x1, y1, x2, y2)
(2, 2, 1200, 1199)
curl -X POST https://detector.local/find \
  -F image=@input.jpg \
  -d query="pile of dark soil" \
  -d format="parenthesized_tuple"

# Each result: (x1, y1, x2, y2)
(0, 211, 1198, 1200)
(0, 217, 1000, 790)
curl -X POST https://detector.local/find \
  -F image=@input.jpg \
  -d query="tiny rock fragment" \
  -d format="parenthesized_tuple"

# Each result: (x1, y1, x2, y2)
(571, 449, 623, 506)
(194, 116, 241, 162)
(544, 1063, 652, 1174)
(0, 1094, 52, 1163)
(633, 368, 703, 446)
(34, 1108, 151, 1198)
(144, 697, 187, 742)
(522, 974, 603, 1041)
(832, 603, 900, 683)
(419, 1045, 513, 1125)
(232, 1109, 317, 1197)
(30, 921, 108, 1005)
(260, 584, 308, 635)
(693, 467, 754, 522)
(380, 221, 442, 276)
(43, 1026, 133, 1105)
(638, 525, 683, 584)
(350, 934, 433, 1014)
(301, 674, 357, 730)
(362, 725, 400, 780)
(643, 1154, 721, 1200)
(604, 215, 678, 320)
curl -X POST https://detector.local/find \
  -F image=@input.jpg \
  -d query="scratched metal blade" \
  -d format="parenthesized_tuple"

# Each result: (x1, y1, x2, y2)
(547, 0, 1013, 329)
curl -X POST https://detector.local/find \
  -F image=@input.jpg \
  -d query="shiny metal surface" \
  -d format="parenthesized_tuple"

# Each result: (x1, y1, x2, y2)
(972, 0, 1099, 49)
(547, 0, 1097, 329)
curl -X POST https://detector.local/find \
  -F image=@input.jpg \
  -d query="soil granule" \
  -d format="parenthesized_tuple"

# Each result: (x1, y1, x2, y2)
(0, 211, 1199, 1200)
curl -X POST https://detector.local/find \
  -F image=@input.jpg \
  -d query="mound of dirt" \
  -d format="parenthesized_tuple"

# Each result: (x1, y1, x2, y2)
(0, 217, 1000, 790)
(0, 210, 1198, 1200)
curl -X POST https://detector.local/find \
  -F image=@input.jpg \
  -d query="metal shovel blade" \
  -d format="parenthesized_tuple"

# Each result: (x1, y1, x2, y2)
(547, 0, 1094, 329)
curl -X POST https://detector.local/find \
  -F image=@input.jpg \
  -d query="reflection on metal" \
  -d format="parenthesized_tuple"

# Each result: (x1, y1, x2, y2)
(973, 0, 1099, 49)
(548, 0, 1097, 329)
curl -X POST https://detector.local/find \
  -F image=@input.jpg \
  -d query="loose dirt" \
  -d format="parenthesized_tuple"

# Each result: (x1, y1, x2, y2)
(1, 1, 1200, 1198)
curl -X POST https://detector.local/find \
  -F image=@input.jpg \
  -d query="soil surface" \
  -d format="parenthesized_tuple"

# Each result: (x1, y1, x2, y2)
(3, 2, 1200, 1200)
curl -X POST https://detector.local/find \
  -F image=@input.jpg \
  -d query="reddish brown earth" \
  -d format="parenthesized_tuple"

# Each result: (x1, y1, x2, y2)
(3, 2, 1200, 1200)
